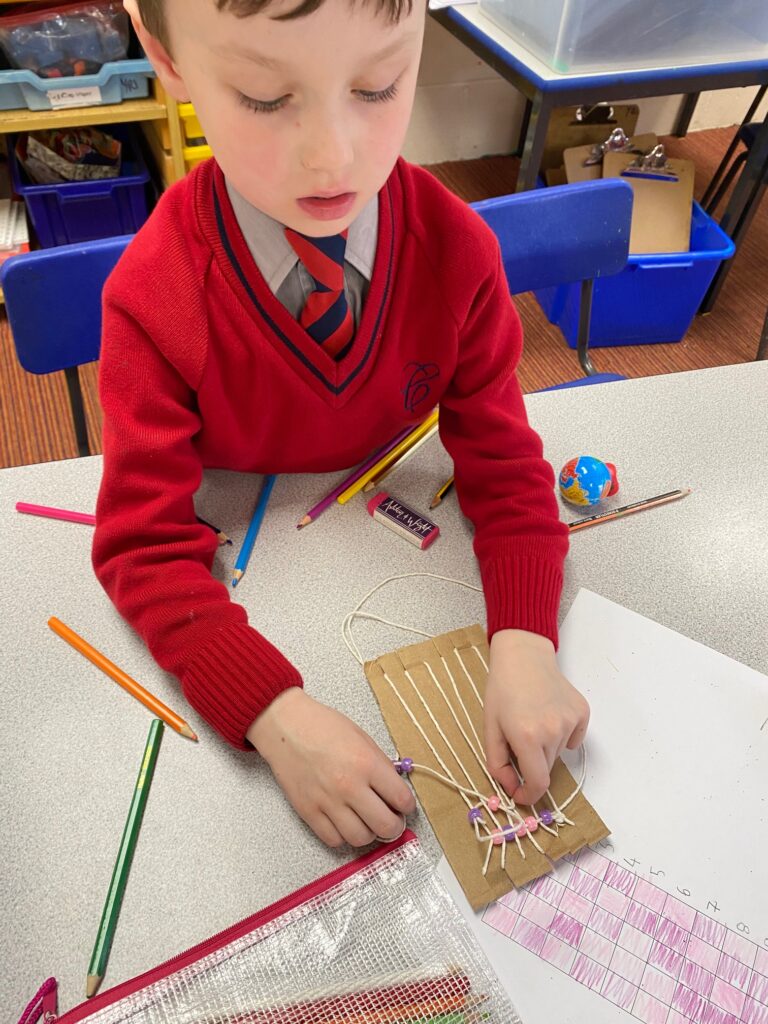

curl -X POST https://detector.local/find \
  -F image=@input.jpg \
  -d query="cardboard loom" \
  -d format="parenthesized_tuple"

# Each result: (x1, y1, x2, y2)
(365, 625, 609, 910)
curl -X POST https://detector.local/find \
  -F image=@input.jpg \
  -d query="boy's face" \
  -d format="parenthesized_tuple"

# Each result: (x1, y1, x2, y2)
(132, 0, 426, 236)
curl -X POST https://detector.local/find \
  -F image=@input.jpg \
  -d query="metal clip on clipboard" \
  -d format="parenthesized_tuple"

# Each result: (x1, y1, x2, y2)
(621, 144, 680, 182)
(583, 127, 641, 167)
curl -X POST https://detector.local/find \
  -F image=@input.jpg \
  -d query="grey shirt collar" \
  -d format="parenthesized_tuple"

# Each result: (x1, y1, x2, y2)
(226, 180, 379, 291)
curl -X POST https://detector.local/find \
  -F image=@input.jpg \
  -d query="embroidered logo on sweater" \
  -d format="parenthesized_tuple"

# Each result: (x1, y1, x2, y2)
(402, 362, 439, 412)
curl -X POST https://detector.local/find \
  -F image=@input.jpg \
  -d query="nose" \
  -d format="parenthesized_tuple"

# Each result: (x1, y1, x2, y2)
(300, 107, 354, 176)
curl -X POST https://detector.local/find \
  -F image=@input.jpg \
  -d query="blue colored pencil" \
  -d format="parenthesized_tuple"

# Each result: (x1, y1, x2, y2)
(232, 475, 277, 587)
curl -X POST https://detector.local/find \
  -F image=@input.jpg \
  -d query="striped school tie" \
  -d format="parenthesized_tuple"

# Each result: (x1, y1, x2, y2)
(284, 227, 354, 359)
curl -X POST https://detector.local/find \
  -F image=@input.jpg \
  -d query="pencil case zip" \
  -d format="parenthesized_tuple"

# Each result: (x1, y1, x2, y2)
(17, 830, 522, 1024)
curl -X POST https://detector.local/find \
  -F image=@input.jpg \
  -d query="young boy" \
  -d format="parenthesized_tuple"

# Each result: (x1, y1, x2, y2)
(93, 0, 589, 849)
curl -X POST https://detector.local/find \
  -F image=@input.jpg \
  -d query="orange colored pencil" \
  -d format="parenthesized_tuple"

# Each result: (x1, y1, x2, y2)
(48, 617, 197, 740)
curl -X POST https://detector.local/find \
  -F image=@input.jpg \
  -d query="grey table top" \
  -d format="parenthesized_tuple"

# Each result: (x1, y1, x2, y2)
(2, 361, 766, 1021)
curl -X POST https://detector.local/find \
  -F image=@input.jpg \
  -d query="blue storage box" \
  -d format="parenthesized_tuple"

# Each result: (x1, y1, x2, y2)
(534, 201, 735, 347)
(9, 125, 150, 248)
(0, 58, 154, 112)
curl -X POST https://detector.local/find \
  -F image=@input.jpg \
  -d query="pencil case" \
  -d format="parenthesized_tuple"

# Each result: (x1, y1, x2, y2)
(17, 831, 521, 1024)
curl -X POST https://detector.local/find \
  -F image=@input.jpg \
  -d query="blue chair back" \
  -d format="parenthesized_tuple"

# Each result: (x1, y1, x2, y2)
(1, 234, 131, 374)
(470, 179, 633, 294)
(470, 179, 634, 387)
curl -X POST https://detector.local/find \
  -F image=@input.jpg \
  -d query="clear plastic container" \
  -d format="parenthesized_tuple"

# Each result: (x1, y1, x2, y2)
(477, 0, 768, 73)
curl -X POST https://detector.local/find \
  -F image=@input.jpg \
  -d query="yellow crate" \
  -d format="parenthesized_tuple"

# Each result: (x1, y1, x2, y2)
(158, 101, 206, 149)
(184, 143, 213, 171)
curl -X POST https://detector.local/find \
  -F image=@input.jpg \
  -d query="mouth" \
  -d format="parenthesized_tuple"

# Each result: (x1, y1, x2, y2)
(296, 192, 357, 221)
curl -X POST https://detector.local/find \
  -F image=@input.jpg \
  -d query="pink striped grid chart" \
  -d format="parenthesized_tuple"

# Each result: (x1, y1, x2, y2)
(483, 843, 768, 1024)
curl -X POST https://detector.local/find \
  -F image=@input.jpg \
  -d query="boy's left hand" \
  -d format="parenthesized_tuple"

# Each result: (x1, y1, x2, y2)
(484, 629, 590, 806)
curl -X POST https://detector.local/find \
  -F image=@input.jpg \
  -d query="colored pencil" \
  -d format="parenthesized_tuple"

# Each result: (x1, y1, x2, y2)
(232, 475, 277, 587)
(16, 501, 96, 526)
(296, 426, 415, 529)
(16, 501, 230, 545)
(86, 719, 164, 998)
(337, 410, 439, 505)
(362, 422, 440, 492)
(429, 475, 455, 509)
(568, 487, 692, 532)
(195, 516, 232, 546)
(48, 617, 198, 740)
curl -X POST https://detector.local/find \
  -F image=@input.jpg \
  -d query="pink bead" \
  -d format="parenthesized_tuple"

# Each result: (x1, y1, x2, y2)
(525, 816, 538, 832)
(487, 795, 501, 812)
(491, 828, 504, 845)
(516, 823, 528, 838)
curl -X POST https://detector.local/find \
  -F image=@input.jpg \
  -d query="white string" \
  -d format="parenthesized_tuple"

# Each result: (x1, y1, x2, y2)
(341, 572, 482, 666)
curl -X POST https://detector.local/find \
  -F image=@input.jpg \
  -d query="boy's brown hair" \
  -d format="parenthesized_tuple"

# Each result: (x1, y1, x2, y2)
(138, 0, 413, 48)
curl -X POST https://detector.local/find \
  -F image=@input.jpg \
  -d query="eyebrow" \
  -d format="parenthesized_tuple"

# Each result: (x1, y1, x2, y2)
(216, 34, 414, 71)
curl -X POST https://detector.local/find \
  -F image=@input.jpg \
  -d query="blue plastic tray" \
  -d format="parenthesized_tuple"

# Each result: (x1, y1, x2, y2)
(9, 124, 150, 247)
(534, 200, 735, 347)
(0, 58, 154, 111)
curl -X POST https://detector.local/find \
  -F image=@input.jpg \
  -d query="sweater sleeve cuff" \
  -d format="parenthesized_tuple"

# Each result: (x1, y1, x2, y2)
(180, 623, 303, 749)
(479, 554, 564, 649)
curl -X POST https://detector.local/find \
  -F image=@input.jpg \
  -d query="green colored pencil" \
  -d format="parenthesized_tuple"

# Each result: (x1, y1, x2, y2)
(86, 719, 164, 998)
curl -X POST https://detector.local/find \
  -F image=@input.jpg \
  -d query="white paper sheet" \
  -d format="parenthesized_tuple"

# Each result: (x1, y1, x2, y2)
(439, 589, 768, 1024)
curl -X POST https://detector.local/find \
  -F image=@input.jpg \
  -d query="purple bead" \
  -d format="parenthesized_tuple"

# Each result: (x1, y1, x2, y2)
(394, 757, 413, 775)
(467, 807, 483, 823)
(540, 810, 554, 825)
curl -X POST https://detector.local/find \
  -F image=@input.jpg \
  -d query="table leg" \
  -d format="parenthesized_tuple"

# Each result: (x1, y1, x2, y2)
(757, 306, 768, 361)
(674, 93, 700, 137)
(700, 112, 768, 313)
(516, 92, 551, 192)
(516, 98, 533, 157)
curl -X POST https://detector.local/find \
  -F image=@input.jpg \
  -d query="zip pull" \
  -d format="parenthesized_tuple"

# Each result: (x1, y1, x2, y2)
(17, 978, 58, 1024)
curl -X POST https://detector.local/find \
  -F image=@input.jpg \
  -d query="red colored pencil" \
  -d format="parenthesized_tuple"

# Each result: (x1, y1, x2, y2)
(16, 501, 231, 545)
(16, 502, 96, 526)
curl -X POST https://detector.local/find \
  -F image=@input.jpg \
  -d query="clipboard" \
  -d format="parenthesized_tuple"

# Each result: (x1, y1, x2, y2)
(563, 132, 658, 184)
(603, 150, 695, 254)
(541, 103, 640, 170)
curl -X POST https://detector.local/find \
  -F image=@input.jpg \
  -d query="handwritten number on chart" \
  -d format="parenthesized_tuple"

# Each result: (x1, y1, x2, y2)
(606, 853, 760, 937)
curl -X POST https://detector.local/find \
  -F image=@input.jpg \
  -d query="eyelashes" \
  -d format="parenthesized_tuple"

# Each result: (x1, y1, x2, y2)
(238, 78, 400, 115)
(238, 93, 289, 114)
(355, 80, 400, 104)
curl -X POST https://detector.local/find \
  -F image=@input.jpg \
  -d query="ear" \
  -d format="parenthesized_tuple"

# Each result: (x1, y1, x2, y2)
(124, 0, 191, 102)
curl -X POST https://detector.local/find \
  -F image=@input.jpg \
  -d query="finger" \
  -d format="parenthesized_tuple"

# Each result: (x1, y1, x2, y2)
(308, 811, 344, 849)
(484, 719, 522, 798)
(356, 786, 408, 840)
(329, 805, 377, 848)
(510, 742, 551, 806)
(371, 759, 417, 815)
(566, 706, 590, 749)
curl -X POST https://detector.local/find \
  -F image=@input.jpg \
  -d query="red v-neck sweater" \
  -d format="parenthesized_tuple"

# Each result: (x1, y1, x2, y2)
(93, 157, 569, 749)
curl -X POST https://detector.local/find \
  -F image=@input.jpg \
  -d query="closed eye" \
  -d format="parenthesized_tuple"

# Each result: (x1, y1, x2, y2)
(238, 92, 290, 114)
(354, 80, 399, 104)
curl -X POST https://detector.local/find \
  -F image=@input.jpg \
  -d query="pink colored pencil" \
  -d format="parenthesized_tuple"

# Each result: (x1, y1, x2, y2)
(16, 502, 96, 526)
(297, 425, 416, 528)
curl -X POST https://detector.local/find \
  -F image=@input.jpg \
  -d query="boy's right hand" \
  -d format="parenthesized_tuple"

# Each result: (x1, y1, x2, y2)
(246, 688, 416, 848)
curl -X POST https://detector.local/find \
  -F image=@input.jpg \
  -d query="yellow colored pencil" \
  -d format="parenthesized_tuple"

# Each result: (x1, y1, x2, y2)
(362, 422, 440, 492)
(337, 410, 439, 505)
(430, 475, 455, 509)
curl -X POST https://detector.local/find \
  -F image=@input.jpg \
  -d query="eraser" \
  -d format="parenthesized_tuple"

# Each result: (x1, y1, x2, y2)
(367, 492, 440, 550)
